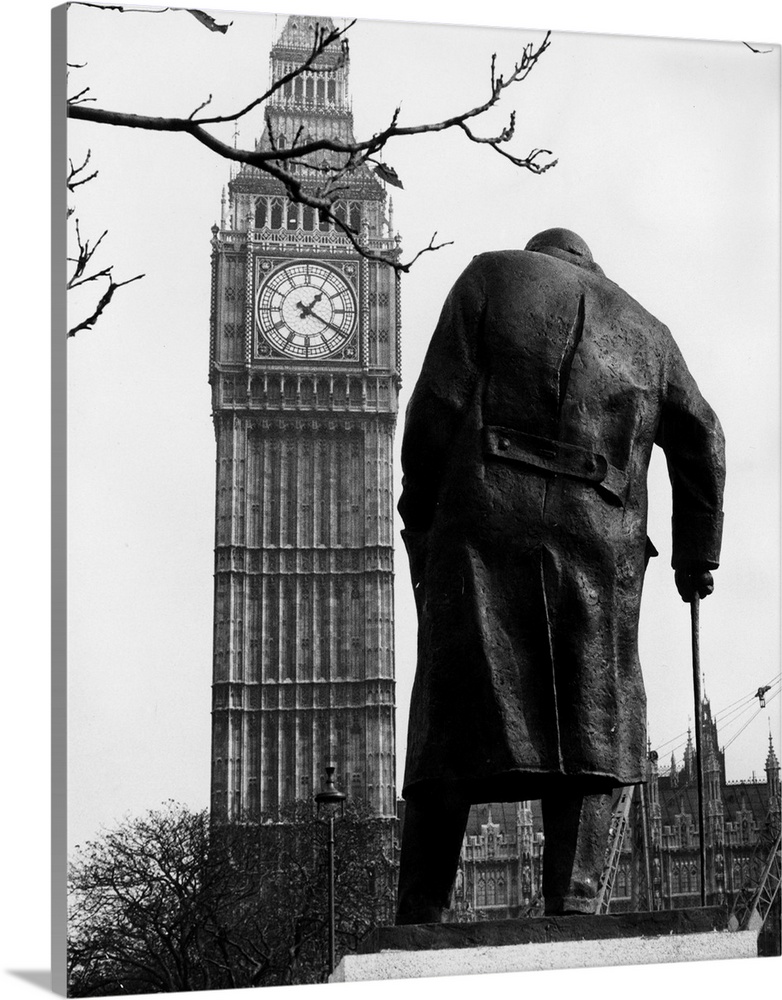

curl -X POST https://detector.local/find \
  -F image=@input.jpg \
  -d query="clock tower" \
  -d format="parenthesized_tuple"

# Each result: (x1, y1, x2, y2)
(209, 15, 399, 824)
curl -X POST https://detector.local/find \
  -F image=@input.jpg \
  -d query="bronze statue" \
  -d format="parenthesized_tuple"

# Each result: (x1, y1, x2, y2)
(395, 229, 725, 923)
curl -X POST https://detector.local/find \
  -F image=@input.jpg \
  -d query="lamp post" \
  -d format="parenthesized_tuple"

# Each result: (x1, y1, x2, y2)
(315, 765, 346, 978)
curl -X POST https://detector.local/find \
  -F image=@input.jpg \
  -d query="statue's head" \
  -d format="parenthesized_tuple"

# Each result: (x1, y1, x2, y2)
(525, 228, 602, 273)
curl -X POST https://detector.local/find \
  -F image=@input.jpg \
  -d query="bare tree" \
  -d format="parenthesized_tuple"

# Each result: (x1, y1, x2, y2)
(68, 800, 397, 994)
(66, 9, 556, 280)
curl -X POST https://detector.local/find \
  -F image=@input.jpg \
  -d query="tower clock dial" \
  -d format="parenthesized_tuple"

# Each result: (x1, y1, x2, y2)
(256, 261, 357, 359)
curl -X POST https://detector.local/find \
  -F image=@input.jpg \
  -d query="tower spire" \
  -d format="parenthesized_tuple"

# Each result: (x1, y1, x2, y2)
(765, 732, 780, 799)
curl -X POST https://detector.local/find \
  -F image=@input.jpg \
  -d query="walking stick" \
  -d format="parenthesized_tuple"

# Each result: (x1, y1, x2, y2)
(690, 592, 707, 906)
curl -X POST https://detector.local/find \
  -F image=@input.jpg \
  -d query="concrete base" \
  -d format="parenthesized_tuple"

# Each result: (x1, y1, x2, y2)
(331, 907, 758, 983)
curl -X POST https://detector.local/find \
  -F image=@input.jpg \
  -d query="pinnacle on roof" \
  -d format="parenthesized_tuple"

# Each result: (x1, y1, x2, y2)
(766, 733, 780, 772)
(273, 14, 338, 51)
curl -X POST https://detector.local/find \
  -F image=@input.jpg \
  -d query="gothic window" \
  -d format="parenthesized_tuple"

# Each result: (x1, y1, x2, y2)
(283, 79, 292, 99)
(337, 582, 350, 672)
(255, 198, 267, 228)
(287, 202, 299, 229)
(317, 77, 325, 102)
(350, 204, 362, 233)
(328, 78, 336, 102)
(300, 584, 312, 652)
(319, 500, 329, 546)
(497, 877, 507, 905)
(476, 877, 486, 907)
(689, 863, 699, 893)
(306, 76, 314, 102)
(334, 202, 347, 228)
(318, 207, 330, 232)
(302, 206, 315, 231)
(294, 77, 303, 100)
(270, 199, 283, 229)
(350, 584, 362, 661)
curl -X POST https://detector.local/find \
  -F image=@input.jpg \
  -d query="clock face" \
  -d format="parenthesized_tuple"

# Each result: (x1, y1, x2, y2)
(256, 261, 357, 359)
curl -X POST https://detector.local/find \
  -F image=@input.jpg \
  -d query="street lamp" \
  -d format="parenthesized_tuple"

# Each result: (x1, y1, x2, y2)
(315, 765, 346, 977)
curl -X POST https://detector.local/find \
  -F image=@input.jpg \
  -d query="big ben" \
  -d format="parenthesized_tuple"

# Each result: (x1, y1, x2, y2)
(209, 15, 399, 824)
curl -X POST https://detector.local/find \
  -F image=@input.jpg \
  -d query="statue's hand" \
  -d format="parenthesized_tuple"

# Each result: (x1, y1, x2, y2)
(675, 567, 714, 602)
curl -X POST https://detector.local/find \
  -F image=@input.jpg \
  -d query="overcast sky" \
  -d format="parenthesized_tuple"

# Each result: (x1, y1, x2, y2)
(2, 2, 780, 999)
(61, 3, 781, 856)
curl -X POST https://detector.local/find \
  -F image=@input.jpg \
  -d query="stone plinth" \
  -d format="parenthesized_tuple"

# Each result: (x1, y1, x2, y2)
(331, 907, 758, 983)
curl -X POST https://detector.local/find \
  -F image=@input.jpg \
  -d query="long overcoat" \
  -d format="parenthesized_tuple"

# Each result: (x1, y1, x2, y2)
(399, 247, 725, 802)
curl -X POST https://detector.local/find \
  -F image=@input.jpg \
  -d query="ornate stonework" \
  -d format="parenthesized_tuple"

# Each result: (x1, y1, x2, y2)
(209, 15, 398, 822)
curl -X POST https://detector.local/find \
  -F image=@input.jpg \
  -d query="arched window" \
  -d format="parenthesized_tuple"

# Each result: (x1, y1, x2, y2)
(254, 199, 267, 228)
(317, 77, 325, 102)
(294, 77, 303, 100)
(306, 76, 314, 102)
(349, 204, 362, 233)
(302, 206, 315, 231)
(328, 78, 336, 102)
(270, 199, 283, 229)
(476, 877, 486, 907)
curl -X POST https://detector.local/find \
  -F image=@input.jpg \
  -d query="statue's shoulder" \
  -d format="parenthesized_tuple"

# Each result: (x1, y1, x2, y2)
(463, 249, 539, 280)
(466, 249, 599, 288)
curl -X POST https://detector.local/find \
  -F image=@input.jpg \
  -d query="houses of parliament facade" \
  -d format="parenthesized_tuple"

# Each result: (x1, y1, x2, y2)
(449, 701, 780, 924)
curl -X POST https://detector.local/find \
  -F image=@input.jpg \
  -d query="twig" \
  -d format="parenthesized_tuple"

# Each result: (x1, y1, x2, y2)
(68, 273, 144, 338)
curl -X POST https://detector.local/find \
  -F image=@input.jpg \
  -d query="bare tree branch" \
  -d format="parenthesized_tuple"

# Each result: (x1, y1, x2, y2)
(186, 9, 233, 34)
(743, 41, 773, 54)
(459, 120, 557, 173)
(68, 85, 95, 106)
(189, 94, 213, 120)
(68, 219, 108, 289)
(68, 27, 554, 271)
(68, 150, 99, 192)
(70, 3, 233, 34)
(68, 272, 144, 338)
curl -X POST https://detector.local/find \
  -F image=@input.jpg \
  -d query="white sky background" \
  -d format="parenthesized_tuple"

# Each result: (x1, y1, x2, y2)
(63, 3, 781, 854)
(1, 3, 780, 1000)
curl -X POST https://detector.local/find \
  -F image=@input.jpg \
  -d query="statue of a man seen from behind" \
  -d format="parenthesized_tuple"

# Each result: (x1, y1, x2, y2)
(395, 228, 726, 923)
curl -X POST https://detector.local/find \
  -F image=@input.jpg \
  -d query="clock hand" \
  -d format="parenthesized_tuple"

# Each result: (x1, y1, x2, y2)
(297, 290, 325, 318)
(311, 306, 346, 336)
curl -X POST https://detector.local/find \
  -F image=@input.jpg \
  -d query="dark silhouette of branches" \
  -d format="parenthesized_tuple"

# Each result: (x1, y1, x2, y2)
(67, 178, 145, 338)
(71, 4, 234, 33)
(67, 151, 98, 200)
(67, 16, 556, 274)
(743, 41, 773, 54)
(67, 55, 145, 337)
(68, 801, 397, 994)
